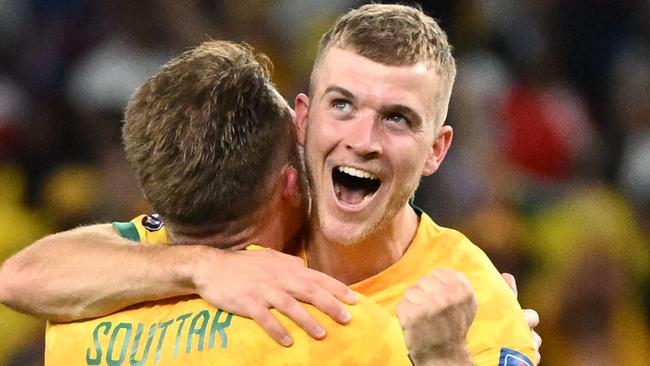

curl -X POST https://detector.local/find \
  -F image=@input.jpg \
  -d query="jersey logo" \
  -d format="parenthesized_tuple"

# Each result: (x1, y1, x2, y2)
(142, 213, 164, 232)
(499, 348, 533, 366)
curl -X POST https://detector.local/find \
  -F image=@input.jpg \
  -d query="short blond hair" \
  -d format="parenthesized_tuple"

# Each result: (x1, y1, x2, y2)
(311, 4, 456, 102)
(123, 41, 294, 231)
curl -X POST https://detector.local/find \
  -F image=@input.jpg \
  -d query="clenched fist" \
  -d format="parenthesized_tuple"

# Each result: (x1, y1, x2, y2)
(396, 268, 477, 366)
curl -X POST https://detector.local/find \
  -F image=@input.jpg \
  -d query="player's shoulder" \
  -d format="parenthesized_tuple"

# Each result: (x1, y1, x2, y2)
(417, 216, 536, 364)
(421, 213, 496, 273)
(421, 213, 512, 300)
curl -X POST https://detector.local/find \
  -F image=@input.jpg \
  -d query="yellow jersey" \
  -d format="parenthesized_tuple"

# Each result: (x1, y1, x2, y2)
(44, 214, 410, 366)
(46, 212, 535, 365)
(127, 211, 537, 365)
(349, 211, 537, 365)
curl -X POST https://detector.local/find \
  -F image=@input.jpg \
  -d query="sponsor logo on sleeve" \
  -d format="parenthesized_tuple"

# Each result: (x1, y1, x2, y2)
(499, 348, 533, 366)
(142, 213, 164, 232)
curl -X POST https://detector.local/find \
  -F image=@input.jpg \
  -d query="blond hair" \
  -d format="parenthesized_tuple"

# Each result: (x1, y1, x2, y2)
(311, 3, 456, 102)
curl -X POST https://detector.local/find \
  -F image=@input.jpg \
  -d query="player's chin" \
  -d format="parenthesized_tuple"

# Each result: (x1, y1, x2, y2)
(319, 218, 371, 246)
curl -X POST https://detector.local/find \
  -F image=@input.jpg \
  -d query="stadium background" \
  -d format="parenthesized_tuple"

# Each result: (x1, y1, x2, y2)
(0, 0, 648, 364)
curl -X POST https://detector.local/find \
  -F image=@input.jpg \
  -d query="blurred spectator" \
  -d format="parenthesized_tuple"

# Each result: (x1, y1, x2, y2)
(613, 42, 650, 233)
(0, 164, 50, 365)
(0, 76, 28, 160)
(523, 185, 650, 365)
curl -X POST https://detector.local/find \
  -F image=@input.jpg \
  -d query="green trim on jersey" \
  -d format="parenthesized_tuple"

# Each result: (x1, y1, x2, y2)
(112, 222, 141, 242)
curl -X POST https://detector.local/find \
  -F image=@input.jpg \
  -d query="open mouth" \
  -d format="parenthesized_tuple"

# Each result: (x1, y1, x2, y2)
(332, 166, 381, 206)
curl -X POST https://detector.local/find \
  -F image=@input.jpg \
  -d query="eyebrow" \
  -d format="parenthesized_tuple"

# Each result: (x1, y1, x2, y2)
(322, 86, 355, 102)
(322, 85, 424, 129)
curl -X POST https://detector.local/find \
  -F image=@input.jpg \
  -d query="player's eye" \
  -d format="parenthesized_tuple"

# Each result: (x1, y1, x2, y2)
(385, 113, 410, 127)
(331, 99, 353, 114)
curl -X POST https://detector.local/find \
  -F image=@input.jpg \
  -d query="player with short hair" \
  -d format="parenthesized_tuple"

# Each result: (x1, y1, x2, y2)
(294, 4, 535, 364)
(44, 39, 413, 366)
(1, 4, 540, 365)
(121, 40, 301, 247)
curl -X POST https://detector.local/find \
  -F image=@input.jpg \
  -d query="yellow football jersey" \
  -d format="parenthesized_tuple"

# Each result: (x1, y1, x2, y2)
(44, 214, 411, 366)
(349, 211, 537, 365)
(127, 211, 537, 365)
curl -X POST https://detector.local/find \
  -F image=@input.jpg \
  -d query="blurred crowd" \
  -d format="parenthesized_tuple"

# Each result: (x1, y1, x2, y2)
(0, 1, 649, 365)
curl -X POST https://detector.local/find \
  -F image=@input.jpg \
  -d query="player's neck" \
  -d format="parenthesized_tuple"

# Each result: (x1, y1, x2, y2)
(167, 225, 256, 250)
(305, 205, 419, 285)
(168, 181, 306, 251)
(166, 208, 271, 250)
(252, 181, 307, 252)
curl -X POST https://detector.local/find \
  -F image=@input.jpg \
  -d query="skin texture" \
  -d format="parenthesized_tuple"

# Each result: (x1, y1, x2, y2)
(299, 47, 452, 248)
(397, 269, 477, 365)
(295, 48, 453, 287)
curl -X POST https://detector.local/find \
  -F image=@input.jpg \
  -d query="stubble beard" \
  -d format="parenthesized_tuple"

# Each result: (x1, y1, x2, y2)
(306, 158, 421, 247)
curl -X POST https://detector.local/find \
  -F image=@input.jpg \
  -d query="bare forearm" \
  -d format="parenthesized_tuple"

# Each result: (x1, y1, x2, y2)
(0, 224, 205, 321)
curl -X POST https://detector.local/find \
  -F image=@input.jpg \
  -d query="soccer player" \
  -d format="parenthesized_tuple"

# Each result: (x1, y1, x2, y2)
(293, 4, 535, 364)
(1, 4, 539, 365)
(43, 40, 416, 366)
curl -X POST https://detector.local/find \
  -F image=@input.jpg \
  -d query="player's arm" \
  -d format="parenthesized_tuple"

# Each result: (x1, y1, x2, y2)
(0, 224, 210, 321)
(0, 224, 356, 346)
(396, 271, 541, 366)
(463, 261, 538, 365)
(501, 273, 541, 365)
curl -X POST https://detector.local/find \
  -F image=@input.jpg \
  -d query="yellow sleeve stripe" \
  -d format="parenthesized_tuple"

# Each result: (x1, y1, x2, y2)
(112, 222, 141, 242)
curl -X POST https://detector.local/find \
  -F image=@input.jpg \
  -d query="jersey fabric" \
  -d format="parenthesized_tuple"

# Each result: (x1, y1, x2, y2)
(128, 210, 537, 364)
(44, 215, 411, 366)
(348, 211, 537, 365)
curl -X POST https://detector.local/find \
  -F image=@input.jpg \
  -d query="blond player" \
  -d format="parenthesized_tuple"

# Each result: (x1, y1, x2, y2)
(1, 4, 540, 365)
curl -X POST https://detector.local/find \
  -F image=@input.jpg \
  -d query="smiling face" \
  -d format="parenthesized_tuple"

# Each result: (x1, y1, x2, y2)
(296, 47, 453, 246)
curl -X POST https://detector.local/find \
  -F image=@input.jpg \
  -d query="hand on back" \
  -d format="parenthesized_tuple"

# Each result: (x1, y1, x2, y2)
(191, 248, 357, 346)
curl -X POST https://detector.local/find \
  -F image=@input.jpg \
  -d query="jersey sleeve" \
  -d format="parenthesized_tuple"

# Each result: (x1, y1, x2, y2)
(463, 247, 537, 365)
(112, 214, 169, 245)
(112, 221, 142, 242)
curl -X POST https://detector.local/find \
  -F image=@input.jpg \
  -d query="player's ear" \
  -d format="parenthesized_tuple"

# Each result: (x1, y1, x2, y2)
(423, 125, 453, 176)
(295, 93, 310, 147)
(282, 166, 302, 207)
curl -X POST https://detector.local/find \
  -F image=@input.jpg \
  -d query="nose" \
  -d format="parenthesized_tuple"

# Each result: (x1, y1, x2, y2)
(344, 113, 382, 158)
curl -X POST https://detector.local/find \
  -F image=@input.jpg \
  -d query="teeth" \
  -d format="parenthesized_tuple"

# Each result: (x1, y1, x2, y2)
(337, 166, 378, 180)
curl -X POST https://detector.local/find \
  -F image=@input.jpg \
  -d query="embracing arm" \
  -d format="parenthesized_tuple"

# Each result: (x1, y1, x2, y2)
(0, 224, 356, 346)
(0, 224, 199, 321)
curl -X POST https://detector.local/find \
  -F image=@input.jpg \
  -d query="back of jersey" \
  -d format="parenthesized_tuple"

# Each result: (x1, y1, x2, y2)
(45, 292, 410, 365)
